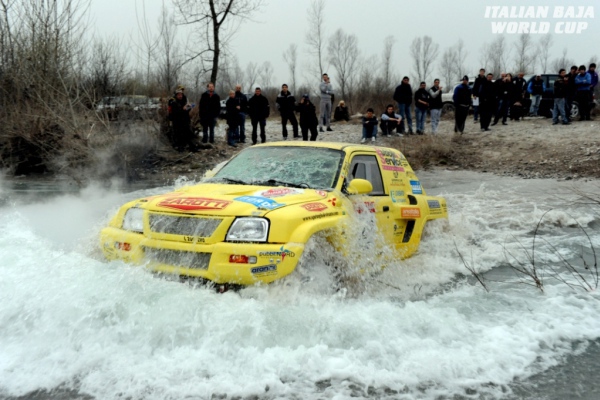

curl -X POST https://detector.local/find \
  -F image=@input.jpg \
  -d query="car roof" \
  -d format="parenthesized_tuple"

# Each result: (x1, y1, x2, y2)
(252, 141, 396, 152)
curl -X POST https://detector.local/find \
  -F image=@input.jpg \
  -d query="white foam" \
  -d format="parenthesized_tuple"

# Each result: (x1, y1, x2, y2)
(1, 173, 600, 399)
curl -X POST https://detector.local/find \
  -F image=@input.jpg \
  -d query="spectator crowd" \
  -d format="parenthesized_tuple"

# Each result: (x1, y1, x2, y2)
(165, 63, 598, 151)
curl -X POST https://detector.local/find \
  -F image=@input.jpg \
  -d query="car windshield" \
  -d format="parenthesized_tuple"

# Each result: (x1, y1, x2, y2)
(210, 146, 344, 189)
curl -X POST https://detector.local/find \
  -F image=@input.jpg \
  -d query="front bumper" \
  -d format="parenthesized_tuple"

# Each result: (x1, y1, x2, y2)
(100, 227, 304, 285)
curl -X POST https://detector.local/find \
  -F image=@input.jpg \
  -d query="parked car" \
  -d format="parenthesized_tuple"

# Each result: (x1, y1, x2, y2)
(525, 74, 596, 118)
(99, 142, 448, 290)
(96, 95, 151, 120)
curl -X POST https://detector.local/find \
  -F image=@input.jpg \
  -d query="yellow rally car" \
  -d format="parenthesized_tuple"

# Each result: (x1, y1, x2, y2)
(100, 142, 447, 288)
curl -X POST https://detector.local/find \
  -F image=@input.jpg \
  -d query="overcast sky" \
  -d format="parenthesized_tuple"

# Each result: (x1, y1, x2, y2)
(90, 0, 599, 88)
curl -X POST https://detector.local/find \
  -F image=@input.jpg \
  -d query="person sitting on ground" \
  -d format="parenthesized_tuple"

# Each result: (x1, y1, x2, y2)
(296, 94, 319, 141)
(380, 105, 402, 137)
(361, 108, 378, 143)
(333, 100, 350, 122)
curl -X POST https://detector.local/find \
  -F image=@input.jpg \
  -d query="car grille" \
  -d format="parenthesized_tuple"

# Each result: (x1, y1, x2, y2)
(143, 247, 211, 270)
(148, 213, 222, 237)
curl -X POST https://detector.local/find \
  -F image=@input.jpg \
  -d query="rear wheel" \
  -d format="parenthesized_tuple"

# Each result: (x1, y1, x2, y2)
(441, 103, 455, 115)
(571, 102, 580, 119)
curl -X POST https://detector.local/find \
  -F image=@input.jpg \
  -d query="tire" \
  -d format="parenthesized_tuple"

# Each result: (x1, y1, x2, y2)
(571, 102, 580, 119)
(441, 103, 455, 115)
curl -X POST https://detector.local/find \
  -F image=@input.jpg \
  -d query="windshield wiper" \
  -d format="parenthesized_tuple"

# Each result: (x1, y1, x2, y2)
(254, 179, 312, 189)
(210, 177, 248, 185)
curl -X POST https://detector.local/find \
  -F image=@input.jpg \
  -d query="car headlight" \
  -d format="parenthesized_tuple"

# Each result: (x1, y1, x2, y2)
(226, 217, 269, 242)
(122, 207, 144, 233)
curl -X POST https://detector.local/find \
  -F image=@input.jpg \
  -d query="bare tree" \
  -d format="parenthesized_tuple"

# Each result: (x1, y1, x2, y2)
(282, 43, 298, 92)
(327, 28, 359, 109)
(304, 0, 327, 79)
(439, 47, 458, 90)
(439, 39, 469, 89)
(245, 61, 259, 92)
(410, 36, 439, 83)
(258, 61, 274, 89)
(172, 0, 263, 84)
(513, 33, 536, 74)
(134, 0, 160, 88)
(380, 35, 395, 91)
(551, 48, 575, 73)
(480, 36, 509, 77)
(155, 4, 182, 94)
(537, 34, 553, 74)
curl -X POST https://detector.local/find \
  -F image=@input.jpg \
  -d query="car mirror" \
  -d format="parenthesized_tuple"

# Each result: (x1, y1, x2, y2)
(346, 179, 373, 195)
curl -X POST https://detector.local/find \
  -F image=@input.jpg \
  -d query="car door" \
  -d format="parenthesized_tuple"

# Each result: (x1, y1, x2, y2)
(347, 154, 395, 244)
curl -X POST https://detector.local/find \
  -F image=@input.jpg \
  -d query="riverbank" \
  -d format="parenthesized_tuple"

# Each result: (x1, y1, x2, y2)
(137, 114, 600, 183)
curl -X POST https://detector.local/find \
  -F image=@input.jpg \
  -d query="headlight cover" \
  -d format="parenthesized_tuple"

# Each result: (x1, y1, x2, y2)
(122, 207, 144, 233)
(226, 217, 269, 242)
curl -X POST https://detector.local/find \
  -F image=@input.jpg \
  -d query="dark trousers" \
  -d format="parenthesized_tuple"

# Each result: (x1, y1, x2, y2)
(173, 123, 192, 151)
(201, 117, 216, 143)
(454, 105, 469, 133)
(566, 96, 574, 120)
(301, 124, 318, 141)
(380, 120, 399, 135)
(251, 118, 266, 144)
(281, 112, 299, 138)
(479, 100, 494, 130)
(493, 99, 509, 123)
(576, 91, 591, 120)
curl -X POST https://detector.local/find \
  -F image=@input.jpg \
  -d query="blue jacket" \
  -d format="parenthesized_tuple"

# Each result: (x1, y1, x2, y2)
(527, 80, 546, 95)
(575, 72, 591, 91)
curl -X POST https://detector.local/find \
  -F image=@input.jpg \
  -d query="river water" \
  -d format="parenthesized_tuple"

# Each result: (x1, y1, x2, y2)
(1, 171, 599, 400)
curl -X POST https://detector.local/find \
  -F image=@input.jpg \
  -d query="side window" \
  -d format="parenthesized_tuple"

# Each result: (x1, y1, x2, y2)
(349, 155, 385, 195)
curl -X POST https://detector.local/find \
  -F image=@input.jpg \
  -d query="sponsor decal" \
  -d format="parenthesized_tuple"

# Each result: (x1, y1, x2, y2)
(401, 208, 421, 218)
(257, 188, 303, 198)
(390, 178, 404, 187)
(410, 180, 423, 194)
(158, 197, 231, 211)
(375, 148, 405, 172)
(315, 190, 328, 198)
(355, 201, 376, 214)
(427, 200, 441, 209)
(302, 211, 340, 221)
(390, 190, 406, 203)
(234, 196, 284, 210)
(302, 203, 328, 212)
(328, 197, 338, 207)
(251, 264, 278, 276)
(257, 246, 296, 260)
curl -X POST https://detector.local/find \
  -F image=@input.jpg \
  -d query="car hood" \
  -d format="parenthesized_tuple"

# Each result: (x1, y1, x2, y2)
(139, 183, 332, 216)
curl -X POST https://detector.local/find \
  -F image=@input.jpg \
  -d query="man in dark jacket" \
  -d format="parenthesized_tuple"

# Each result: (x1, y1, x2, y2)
(472, 69, 486, 123)
(296, 94, 319, 141)
(168, 89, 193, 152)
(276, 84, 298, 140)
(248, 87, 270, 144)
(478, 73, 496, 131)
(575, 65, 592, 121)
(552, 69, 570, 125)
(225, 90, 241, 147)
(361, 108, 378, 143)
(198, 82, 221, 143)
(453, 75, 471, 134)
(234, 84, 248, 143)
(380, 105, 402, 137)
(492, 74, 514, 126)
(566, 65, 578, 120)
(414, 81, 430, 134)
(393, 76, 413, 134)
